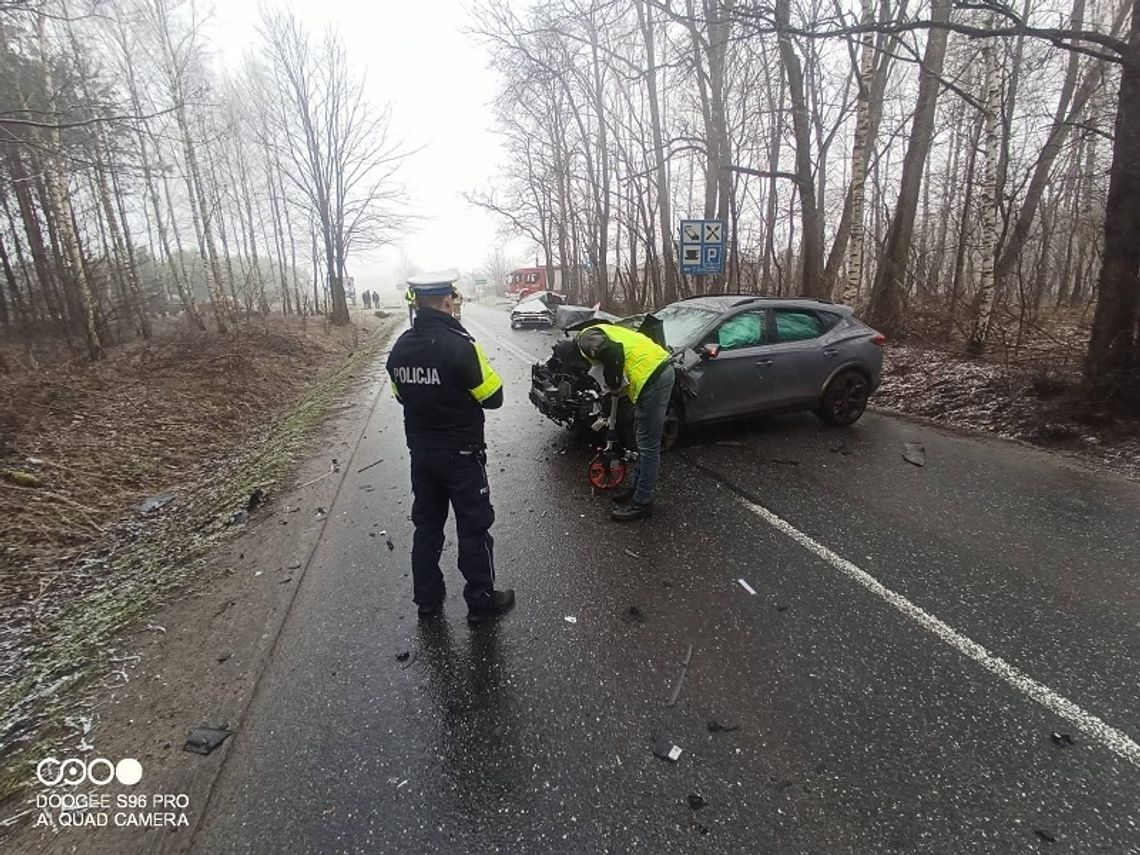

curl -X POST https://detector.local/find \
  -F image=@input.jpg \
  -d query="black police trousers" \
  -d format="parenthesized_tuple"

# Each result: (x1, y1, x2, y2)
(409, 448, 495, 610)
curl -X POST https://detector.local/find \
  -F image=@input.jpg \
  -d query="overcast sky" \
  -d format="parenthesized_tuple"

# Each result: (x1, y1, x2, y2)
(211, 0, 525, 286)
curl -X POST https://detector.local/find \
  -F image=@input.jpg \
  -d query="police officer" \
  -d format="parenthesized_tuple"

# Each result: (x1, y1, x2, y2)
(576, 323, 675, 522)
(387, 271, 516, 624)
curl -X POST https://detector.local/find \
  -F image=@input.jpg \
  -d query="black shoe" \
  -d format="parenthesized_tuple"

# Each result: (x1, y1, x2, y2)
(611, 502, 653, 522)
(417, 601, 443, 620)
(467, 589, 516, 625)
(610, 487, 636, 505)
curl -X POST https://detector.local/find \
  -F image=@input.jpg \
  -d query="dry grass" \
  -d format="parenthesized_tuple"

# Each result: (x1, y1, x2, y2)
(0, 311, 396, 796)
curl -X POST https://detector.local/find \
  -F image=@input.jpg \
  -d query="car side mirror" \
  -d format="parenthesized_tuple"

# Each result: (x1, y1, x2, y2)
(700, 343, 720, 360)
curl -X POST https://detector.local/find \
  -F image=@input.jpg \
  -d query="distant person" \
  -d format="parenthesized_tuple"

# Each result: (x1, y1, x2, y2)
(387, 271, 515, 625)
(372, 290, 381, 308)
(405, 285, 416, 325)
(363, 290, 373, 310)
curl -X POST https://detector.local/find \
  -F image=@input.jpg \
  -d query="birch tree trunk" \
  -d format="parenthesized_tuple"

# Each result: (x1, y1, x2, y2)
(841, 0, 876, 307)
(35, 13, 102, 359)
(969, 25, 1002, 354)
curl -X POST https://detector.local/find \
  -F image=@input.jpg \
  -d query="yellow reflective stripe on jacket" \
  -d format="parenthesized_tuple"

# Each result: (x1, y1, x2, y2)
(582, 323, 669, 403)
(469, 341, 503, 403)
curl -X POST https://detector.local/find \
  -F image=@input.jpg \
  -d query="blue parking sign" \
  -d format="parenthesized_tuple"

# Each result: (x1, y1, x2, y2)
(679, 219, 725, 275)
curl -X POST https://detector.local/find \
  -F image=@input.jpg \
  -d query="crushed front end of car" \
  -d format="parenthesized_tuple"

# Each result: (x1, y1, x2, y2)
(528, 342, 606, 435)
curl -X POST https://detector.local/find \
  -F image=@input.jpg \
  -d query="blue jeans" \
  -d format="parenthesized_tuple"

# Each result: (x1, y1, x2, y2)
(631, 363, 675, 505)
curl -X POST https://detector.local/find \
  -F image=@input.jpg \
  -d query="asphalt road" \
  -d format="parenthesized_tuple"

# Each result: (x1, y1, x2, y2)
(192, 302, 1140, 854)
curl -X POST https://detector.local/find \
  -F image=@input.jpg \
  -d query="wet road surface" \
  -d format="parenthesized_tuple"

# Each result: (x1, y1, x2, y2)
(193, 302, 1140, 854)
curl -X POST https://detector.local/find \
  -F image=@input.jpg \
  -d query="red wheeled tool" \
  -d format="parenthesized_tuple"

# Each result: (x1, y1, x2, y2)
(587, 394, 636, 490)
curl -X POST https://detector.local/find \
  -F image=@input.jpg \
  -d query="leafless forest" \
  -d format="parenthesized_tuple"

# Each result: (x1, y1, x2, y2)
(473, 0, 1140, 398)
(0, 0, 409, 365)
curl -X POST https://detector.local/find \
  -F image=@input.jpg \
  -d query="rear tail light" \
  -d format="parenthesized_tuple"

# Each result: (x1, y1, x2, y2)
(870, 333, 887, 346)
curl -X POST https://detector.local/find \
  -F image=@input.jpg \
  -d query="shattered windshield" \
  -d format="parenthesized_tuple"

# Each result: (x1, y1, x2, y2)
(654, 305, 719, 347)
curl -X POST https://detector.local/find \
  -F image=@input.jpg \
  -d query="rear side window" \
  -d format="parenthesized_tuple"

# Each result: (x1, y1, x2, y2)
(817, 310, 842, 331)
(774, 310, 823, 342)
(715, 310, 765, 350)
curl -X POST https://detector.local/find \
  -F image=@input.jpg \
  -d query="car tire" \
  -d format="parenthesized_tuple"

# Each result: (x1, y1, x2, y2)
(816, 369, 870, 426)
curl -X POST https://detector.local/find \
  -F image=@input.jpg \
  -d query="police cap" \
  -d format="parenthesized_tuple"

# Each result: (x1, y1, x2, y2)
(407, 270, 460, 296)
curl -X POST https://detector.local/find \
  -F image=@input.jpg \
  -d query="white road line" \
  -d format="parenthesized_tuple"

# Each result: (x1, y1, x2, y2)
(463, 316, 539, 366)
(740, 497, 1140, 770)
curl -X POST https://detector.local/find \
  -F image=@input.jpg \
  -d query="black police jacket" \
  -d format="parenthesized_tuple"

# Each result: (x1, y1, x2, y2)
(386, 307, 504, 451)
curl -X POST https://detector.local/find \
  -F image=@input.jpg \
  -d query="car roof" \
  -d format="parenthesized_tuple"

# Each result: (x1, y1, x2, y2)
(668, 294, 851, 314)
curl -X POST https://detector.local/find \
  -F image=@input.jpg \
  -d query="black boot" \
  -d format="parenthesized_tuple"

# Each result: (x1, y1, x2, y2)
(467, 589, 517, 625)
(611, 502, 653, 522)
(417, 601, 443, 620)
(610, 486, 635, 505)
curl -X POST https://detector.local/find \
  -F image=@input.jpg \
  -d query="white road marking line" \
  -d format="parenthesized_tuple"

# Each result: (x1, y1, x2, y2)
(738, 579, 757, 595)
(740, 497, 1140, 770)
(464, 316, 539, 366)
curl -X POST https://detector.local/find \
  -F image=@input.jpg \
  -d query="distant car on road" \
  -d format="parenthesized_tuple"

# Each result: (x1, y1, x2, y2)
(529, 294, 885, 447)
(510, 292, 567, 329)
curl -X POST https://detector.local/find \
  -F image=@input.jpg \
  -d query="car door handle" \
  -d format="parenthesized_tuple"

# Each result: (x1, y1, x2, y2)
(755, 359, 773, 367)
(822, 348, 839, 357)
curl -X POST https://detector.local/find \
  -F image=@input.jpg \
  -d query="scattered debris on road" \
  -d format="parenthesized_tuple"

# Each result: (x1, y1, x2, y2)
(1034, 828, 1058, 843)
(395, 650, 411, 662)
(564, 616, 578, 624)
(228, 509, 250, 526)
(687, 793, 707, 810)
(623, 548, 642, 560)
(775, 602, 788, 612)
(651, 736, 683, 762)
(829, 442, 854, 456)
(903, 442, 927, 467)
(1050, 732, 1075, 748)
(707, 719, 740, 734)
(288, 561, 302, 569)
(357, 458, 384, 474)
(216, 653, 231, 663)
(666, 643, 694, 707)
(246, 488, 266, 512)
(184, 725, 233, 755)
(144, 623, 166, 634)
(738, 579, 756, 595)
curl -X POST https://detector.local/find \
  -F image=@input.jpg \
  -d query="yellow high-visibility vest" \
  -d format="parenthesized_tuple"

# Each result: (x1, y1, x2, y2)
(579, 323, 669, 403)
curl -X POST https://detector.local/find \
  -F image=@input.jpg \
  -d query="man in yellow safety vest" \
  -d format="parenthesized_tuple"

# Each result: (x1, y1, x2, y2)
(576, 323, 675, 522)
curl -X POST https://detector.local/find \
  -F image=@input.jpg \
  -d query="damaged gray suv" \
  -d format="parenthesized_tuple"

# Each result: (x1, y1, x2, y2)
(529, 294, 885, 448)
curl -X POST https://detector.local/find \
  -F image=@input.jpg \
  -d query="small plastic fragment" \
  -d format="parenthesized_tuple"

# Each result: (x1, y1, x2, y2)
(902, 442, 926, 467)
(1050, 732, 1075, 747)
(184, 726, 232, 755)
(687, 793, 707, 810)
(134, 494, 174, 515)
(707, 719, 740, 733)
(651, 737, 682, 762)
(620, 605, 644, 623)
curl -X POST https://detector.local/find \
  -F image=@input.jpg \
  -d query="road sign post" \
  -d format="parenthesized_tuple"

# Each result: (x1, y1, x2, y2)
(679, 219, 726, 276)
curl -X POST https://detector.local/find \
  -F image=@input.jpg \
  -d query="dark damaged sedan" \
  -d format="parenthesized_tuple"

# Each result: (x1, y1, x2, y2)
(529, 294, 885, 448)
